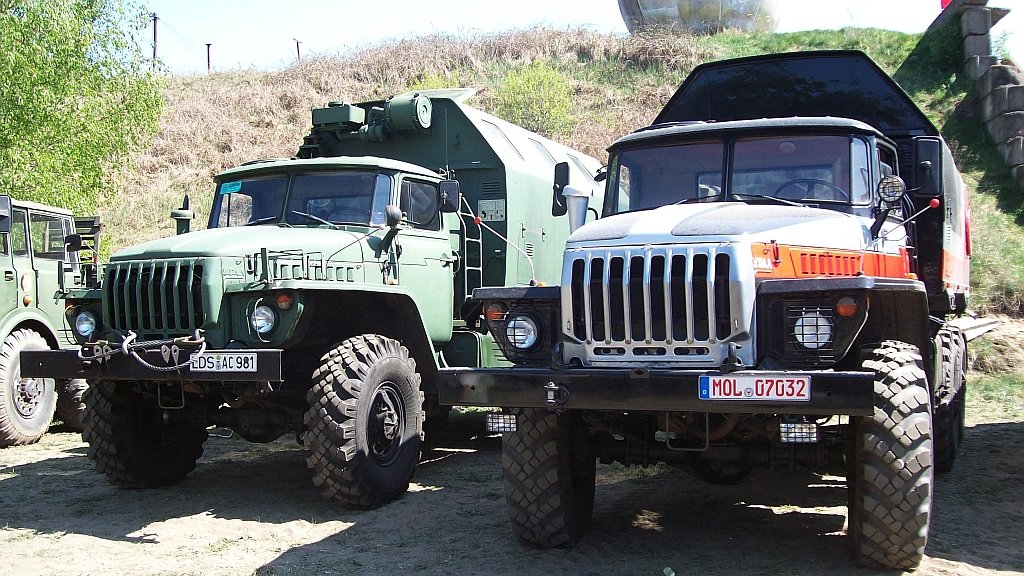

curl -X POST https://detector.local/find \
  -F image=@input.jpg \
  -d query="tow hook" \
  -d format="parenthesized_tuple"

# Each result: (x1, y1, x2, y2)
(544, 381, 570, 411)
(722, 342, 743, 373)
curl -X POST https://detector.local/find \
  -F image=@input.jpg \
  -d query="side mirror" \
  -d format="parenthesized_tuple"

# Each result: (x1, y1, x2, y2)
(439, 180, 461, 213)
(552, 162, 569, 217)
(384, 204, 402, 228)
(65, 233, 83, 253)
(877, 175, 907, 204)
(0, 195, 11, 235)
(171, 194, 194, 235)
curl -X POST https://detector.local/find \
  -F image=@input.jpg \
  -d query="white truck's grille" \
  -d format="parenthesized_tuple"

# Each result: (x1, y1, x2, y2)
(562, 245, 752, 366)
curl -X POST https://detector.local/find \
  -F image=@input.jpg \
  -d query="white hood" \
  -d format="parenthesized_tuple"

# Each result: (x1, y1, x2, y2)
(567, 203, 872, 251)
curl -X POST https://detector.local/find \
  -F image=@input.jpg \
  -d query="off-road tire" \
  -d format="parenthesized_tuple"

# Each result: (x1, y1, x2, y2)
(0, 329, 57, 446)
(933, 327, 966, 473)
(304, 334, 424, 509)
(503, 407, 596, 548)
(55, 379, 89, 433)
(82, 380, 207, 488)
(850, 341, 932, 570)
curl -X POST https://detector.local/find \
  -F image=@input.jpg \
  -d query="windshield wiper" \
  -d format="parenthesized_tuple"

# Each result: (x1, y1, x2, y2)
(291, 210, 339, 229)
(730, 193, 805, 207)
(244, 216, 277, 226)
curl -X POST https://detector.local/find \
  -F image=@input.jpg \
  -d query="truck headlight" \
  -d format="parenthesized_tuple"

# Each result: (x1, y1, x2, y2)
(793, 310, 832, 349)
(506, 315, 539, 349)
(75, 310, 97, 337)
(250, 304, 277, 335)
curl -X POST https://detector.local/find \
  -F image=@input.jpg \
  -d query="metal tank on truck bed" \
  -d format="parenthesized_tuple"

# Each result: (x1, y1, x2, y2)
(437, 51, 971, 570)
(22, 89, 602, 509)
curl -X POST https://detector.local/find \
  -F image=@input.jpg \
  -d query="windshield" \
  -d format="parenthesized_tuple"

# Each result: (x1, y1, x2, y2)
(603, 134, 871, 216)
(210, 171, 392, 228)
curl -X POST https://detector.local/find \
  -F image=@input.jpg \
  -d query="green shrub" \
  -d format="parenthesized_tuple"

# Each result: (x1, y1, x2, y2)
(494, 61, 574, 138)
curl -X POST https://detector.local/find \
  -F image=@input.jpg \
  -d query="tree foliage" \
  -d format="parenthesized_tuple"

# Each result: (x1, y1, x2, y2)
(0, 0, 162, 214)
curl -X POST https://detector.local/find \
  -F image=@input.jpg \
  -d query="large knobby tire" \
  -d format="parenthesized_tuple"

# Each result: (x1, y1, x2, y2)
(933, 327, 966, 473)
(0, 328, 57, 447)
(55, 379, 89, 433)
(503, 407, 596, 548)
(82, 380, 207, 488)
(850, 341, 933, 570)
(304, 334, 424, 509)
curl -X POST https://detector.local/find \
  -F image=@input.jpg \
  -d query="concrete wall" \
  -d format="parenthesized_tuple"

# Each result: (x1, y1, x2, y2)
(937, 0, 1023, 189)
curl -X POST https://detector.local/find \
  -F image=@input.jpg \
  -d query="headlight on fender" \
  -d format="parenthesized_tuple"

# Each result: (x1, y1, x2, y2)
(250, 304, 277, 335)
(74, 310, 98, 337)
(793, 310, 833, 350)
(506, 315, 539, 349)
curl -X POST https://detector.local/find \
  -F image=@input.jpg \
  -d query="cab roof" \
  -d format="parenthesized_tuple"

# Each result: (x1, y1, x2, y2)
(612, 116, 888, 149)
(216, 156, 442, 181)
(653, 50, 938, 138)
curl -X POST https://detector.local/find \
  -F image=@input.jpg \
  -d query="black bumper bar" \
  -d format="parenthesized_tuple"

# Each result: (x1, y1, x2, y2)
(21, 348, 283, 382)
(437, 367, 875, 416)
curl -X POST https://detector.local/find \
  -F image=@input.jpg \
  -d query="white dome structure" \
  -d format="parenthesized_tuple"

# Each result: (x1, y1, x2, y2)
(618, 0, 777, 34)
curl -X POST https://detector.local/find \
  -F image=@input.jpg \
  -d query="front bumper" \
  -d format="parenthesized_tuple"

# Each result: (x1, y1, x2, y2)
(21, 348, 283, 382)
(437, 367, 874, 416)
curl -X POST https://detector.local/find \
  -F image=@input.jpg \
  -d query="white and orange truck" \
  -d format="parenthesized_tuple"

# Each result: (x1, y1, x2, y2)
(438, 50, 971, 570)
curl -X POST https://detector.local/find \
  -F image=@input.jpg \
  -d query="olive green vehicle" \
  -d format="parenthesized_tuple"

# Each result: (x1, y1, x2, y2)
(0, 196, 100, 446)
(22, 89, 602, 508)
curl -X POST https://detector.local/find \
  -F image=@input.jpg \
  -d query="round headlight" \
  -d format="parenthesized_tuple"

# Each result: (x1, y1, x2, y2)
(793, 311, 833, 350)
(75, 310, 97, 337)
(506, 315, 539, 350)
(250, 304, 276, 335)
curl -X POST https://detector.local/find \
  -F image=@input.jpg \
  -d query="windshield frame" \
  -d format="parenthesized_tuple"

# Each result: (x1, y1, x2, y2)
(208, 169, 395, 229)
(602, 131, 877, 218)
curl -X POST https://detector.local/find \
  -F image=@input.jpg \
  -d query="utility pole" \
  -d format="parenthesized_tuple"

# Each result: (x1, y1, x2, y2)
(151, 13, 158, 71)
(206, 43, 212, 73)
(294, 38, 302, 61)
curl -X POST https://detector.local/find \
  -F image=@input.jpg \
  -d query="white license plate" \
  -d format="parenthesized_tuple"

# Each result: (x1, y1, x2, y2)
(190, 352, 257, 372)
(699, 375, 811, 401)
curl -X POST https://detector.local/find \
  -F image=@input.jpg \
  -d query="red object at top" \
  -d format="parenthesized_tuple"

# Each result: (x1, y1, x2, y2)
(941, 0, 952, 8)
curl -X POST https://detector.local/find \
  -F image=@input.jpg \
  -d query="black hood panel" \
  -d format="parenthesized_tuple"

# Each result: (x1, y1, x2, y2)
(654, 50, 937, 137)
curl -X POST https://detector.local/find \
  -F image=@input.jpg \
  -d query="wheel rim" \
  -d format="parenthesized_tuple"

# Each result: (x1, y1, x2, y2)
(12, 364, 46, 419)
(368, 382, 405, 466)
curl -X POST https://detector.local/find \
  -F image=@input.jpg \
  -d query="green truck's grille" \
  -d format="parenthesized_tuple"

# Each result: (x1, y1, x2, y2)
(105, 260, 204, 333)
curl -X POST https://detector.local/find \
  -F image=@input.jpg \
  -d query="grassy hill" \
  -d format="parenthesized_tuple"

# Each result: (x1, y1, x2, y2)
(107, 26, 1022, 418)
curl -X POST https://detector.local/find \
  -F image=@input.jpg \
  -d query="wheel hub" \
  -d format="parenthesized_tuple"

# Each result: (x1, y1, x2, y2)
(14, 373, 44, 418)
(369, 383, 405, 465)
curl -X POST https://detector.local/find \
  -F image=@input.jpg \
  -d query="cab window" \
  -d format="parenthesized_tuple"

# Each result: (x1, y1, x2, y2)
(400, 180, 441, 231)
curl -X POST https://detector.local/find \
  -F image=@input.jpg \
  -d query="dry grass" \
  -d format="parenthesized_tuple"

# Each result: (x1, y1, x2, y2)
(104, 28, 711, 251)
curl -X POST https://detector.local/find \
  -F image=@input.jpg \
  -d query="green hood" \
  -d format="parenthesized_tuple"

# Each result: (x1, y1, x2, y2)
(111, 226, 371, 261)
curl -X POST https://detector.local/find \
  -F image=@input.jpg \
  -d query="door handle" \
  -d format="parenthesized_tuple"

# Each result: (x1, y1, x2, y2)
(3, 271, 13, 281)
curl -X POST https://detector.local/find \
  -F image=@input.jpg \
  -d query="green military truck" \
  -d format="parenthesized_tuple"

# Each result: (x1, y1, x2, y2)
(438, 51, 970, 569)
(22, 89, 602, 508)
(0, 196, 99, 446)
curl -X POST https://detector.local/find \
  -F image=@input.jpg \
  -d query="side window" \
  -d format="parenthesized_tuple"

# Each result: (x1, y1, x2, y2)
(10, 208, 28, 257)
(29, 212, 66, 260)
(400, 180, 441, 231)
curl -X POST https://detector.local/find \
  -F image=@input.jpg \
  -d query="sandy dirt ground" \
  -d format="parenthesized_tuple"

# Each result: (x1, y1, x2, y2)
(1, 405, 1021, 576)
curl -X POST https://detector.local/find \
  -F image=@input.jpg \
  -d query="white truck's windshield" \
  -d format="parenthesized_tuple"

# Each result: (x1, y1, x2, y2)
(211, 171, 392, 228)
(604, 135, 872, 216)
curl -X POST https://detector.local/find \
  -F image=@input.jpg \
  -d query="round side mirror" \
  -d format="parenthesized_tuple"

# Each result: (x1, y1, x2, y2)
(384, 205, 402, 228)
(877, 175, 907, 204)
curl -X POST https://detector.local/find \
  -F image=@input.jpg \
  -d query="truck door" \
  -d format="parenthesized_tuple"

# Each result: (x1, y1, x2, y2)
(395, 178, 455, 342)
(4, 208, 33, 322)
(27, 210, 74, 345)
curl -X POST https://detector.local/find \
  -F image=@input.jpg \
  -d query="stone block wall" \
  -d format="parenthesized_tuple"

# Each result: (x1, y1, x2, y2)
(939, 0, 1023, 188)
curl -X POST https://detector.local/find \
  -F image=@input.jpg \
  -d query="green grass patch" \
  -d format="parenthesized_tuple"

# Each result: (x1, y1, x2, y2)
(967, 373, 1024, 423)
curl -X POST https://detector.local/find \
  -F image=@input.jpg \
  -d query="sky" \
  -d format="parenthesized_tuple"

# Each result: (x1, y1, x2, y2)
(143, 0, 1022, 74)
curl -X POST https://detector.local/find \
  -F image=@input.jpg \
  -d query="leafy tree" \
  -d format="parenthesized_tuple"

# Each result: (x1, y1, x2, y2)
(0, 0, 161, 214)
